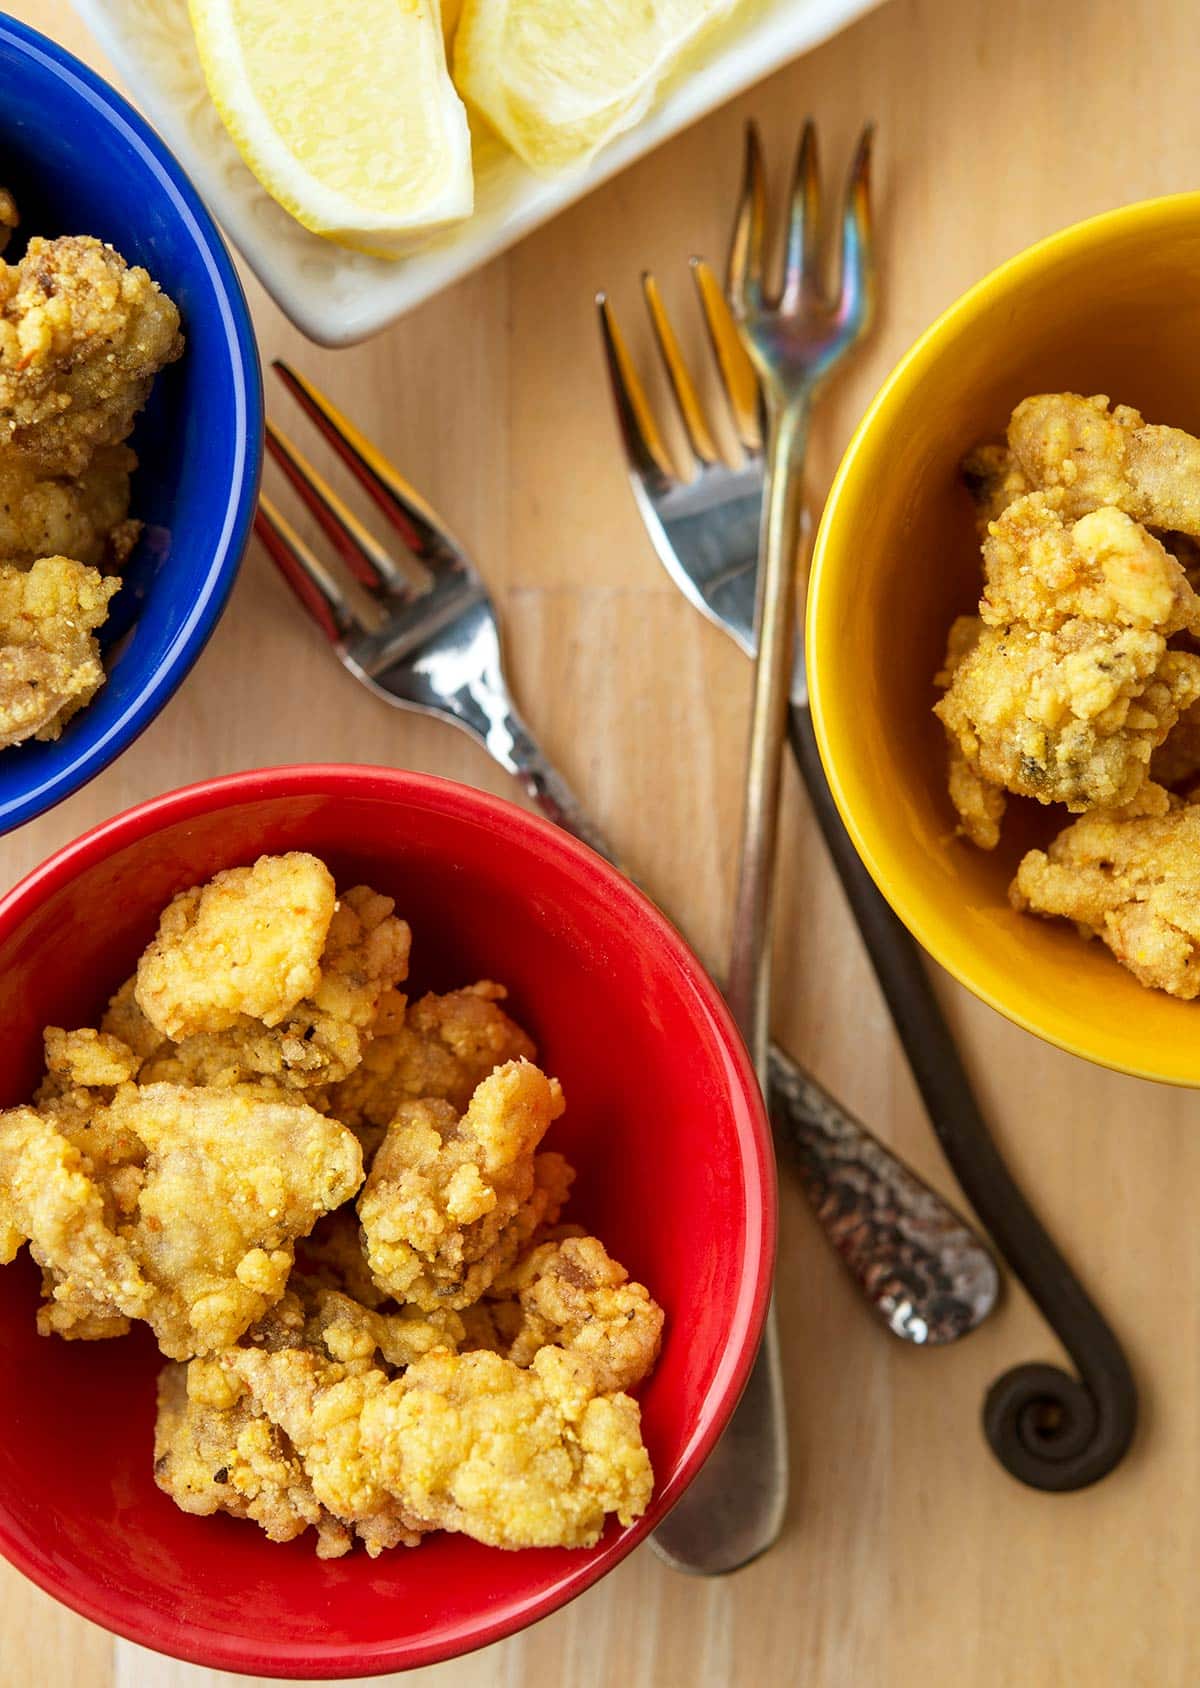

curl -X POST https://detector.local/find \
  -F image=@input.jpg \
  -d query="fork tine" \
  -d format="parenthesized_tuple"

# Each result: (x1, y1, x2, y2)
(640, 272, 719, 469)
(835, 123, 877, 340)
(256, 495, 372, 644)
(690, 257, 762, 455)
(781, 119, 820, 309)
(595, 292, 678, 489)
(727, 121, 767, 317)
(265, 421, 421, 597)
(273, 361, 461, 567)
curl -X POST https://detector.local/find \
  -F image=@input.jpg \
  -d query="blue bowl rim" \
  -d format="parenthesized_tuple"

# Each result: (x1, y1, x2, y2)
(0, 15, 263, 835)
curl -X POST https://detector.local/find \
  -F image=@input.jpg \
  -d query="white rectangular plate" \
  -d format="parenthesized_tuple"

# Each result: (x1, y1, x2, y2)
(71, 0, 885, 346)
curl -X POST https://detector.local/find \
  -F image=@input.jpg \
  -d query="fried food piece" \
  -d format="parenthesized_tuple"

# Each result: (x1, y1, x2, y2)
(1008, 393, 1200, 537)
(0, 235, 182, 476)
(136, 853, 337, 1039)
(224, 1342, 426, 1555)
(243, 1281, 468, 1371)
(228, 1340, 653, 1551)
(100, 976, 170, 1061)
(358, 1060, 571, 1310)
(0, 1104, 153, 1340)
(114, 1084, 363, 1358)
(935, 617, 1200, 819)
(329, 980, 536, 1147)
(935, 615, 1008, 848)
(154, 1359, 351, 1557)
(137, 884, 411, 1092)
(981, 494, 1200, 636)
(0, 188, 16, 256)
(301, 1287, 465, 1371)
(1011, 798, 1200, 997)
(486, 1235, 663, 1394)
(0, 445, 138, 570)
(0, 1083, 363, 1357)
(0, 555, 118, 748)
(43, 1025, 141, 1089)
(153, 1282, 467, 1558)
(962, 441, 1030, 534)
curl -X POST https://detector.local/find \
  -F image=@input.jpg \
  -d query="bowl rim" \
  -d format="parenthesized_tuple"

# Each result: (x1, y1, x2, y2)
(0, 16, 263, 837)
(0, 763, 777, 1677)
(807, 190, 1200, 1085)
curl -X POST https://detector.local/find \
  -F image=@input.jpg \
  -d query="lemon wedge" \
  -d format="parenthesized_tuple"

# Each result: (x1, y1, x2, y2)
(453, 0, 739, 174)
(189, 0, 473, 255)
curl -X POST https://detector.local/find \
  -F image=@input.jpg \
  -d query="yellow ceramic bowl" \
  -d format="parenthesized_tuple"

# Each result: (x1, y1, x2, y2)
(808, 192, 1200, 1086)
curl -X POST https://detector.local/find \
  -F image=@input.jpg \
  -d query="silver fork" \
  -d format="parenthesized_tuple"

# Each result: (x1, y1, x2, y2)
(648, 118, 881, 1578)
(258, 355, 996, 1345)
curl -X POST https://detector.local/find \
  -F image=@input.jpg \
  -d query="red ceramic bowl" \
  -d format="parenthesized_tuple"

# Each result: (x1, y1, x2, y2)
(0, 766, 774, 1678)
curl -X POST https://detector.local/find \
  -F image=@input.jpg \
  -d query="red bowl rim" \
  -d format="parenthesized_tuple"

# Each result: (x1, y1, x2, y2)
(0, 763, 776, 1678)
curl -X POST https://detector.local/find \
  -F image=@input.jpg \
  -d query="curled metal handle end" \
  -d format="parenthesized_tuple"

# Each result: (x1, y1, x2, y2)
(983, 1360, 1137, 1492)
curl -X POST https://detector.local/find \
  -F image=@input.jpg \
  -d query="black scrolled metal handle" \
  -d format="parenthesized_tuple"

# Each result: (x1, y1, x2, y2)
(787, 701, 1137, 1489)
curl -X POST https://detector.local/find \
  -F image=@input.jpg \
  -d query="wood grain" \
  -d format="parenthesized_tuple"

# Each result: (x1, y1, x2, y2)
(4, 0, 1200, 1682)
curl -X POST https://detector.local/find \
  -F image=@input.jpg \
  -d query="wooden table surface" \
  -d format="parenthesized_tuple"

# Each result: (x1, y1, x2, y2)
(6, 0, 1200, 1682)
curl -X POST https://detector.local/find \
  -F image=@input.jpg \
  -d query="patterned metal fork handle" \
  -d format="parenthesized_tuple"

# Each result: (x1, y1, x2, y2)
(495, 700, 998, 1346)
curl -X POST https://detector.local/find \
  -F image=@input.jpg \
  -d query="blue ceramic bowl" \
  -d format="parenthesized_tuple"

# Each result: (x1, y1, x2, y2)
(0, 17, 262, 833)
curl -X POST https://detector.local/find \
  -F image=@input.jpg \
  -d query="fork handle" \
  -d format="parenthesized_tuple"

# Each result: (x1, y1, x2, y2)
(787, 700, 1137, 1489)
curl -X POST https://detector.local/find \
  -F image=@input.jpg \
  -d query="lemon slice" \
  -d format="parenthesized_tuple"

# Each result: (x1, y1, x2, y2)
(453, 0, 738, 174)
(189, 0, 473, 255)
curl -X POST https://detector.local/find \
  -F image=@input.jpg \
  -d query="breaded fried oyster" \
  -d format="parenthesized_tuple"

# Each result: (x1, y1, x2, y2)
(1011, 796, 1200, 998)
(0, 555, 119, 748)
(358, 1059, 571, 1310)
(133, 858, 411, 1090)
(0, 445, 138, 570)
(0, 235, 182, 476)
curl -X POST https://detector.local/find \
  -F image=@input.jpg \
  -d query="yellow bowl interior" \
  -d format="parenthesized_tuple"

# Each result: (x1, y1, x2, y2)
(808, 192, 1200, 1085)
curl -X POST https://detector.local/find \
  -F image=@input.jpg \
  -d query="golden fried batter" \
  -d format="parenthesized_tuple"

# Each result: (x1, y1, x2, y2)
(981, 494, 1200, 636)
(0, 555, 118, 748)
(936, 617, 1200, 820)
(358, 1060, 572, 1310)
(329, 980, 535, 1148)
(0, 1083, 363, 1358)
(228, 1340, 653, 1551)
(136, 853, 337, 1039)
(0, 1104, 153, 1341)
(100, 976, 170, 1062)
(935, 615, 1008, 848)
(136, 878, 411, 1091)
(0, 445, 138, 570)
(1009, 393, 1200, 536)
(486, 1235, 663, 1393)
(154, 1360, 352, 1557)
(43, 1024, 141, 1089)
(0, 235, 182, 476)
(1011, 798, 1200, 997)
